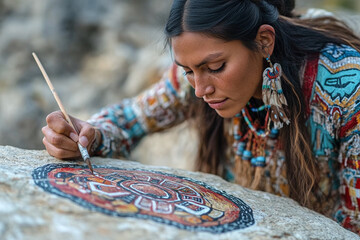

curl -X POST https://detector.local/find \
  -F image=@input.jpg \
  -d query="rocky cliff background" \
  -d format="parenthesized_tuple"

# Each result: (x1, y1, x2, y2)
(0, 0, 359, 170)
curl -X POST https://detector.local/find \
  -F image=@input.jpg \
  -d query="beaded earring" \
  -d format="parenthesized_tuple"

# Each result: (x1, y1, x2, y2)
(262, 55, 290, 129)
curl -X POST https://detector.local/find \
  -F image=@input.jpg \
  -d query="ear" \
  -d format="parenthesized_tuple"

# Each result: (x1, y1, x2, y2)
(255, 24, 275, 57)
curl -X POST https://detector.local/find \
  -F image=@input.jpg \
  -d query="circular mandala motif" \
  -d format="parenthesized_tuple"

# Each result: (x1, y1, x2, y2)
(32, 164, 254, 233)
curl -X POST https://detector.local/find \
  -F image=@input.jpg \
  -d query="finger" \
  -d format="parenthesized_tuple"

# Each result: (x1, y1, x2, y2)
(43, 137, 80, 160)
(42, 126, 79, 152)
(46, 111, 79, 142)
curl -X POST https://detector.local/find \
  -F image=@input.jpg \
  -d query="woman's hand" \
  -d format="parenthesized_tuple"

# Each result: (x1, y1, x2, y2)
(42, 110, 98, 159)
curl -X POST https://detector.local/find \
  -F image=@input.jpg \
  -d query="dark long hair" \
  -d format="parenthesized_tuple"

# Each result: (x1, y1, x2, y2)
(164, 0, 360, 206)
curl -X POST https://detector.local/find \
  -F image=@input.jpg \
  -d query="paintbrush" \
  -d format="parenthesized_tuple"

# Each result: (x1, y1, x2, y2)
(32, 52, 94, 174)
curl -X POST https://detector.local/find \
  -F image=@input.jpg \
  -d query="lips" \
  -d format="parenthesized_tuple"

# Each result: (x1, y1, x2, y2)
(205, 98, 228, 110)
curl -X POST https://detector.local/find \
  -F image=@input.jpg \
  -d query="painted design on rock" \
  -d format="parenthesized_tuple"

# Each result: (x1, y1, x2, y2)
(32, 164, 254, 233)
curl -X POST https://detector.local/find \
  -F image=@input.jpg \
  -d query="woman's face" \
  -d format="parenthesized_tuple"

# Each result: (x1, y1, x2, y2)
(172, 32, 264, 118)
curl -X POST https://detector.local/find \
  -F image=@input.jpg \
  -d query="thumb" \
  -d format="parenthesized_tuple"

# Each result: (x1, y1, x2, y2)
(78, 123, 95, 148)
(79, 135, 89, 148)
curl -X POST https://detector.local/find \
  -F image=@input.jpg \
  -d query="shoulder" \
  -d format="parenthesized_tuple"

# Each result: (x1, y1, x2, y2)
(315, 43, 360, 108)
(319, 43, 360, 66)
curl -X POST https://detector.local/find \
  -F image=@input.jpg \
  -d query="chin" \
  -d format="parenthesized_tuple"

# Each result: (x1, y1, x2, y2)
(214, 109, 237, 119)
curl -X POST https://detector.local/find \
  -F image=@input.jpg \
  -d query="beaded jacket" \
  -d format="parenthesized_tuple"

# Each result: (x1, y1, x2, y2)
(88, 43, 360, 234)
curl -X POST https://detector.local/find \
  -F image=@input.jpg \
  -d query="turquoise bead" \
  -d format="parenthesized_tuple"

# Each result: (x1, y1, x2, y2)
(236, 142, 246, 155)
(250, 156, 266, 167)
(242, 150, 252, 160)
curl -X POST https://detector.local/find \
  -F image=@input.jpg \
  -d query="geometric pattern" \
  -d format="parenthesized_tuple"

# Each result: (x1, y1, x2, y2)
(32, 164, 255, 233)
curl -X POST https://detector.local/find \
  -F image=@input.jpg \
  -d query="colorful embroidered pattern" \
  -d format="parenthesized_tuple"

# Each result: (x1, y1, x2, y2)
(317, 44, 360, 106)
(87, 65, 190, 158)
(32, 164, 255, 233)
(309, 44, 360, 233)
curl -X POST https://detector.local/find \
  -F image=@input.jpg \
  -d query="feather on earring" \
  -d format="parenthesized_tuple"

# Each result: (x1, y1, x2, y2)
(262, 55, 290, 129)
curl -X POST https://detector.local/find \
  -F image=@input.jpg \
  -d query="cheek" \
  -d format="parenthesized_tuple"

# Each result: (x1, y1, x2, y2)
(226, 62, 255, 88)
(185, 75, 195, 88)
(221, 67, 243, 89)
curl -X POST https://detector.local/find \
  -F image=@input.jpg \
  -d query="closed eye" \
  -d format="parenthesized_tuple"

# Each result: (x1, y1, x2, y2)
(209, 63, 226, 73)
(183, 70, 193, 76)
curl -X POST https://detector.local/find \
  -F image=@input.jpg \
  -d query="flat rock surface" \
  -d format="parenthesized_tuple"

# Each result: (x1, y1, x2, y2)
(0, 145, 358, 240)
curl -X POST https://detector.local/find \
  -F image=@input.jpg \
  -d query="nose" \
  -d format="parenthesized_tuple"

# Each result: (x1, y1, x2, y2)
(193, 74, 215, 98)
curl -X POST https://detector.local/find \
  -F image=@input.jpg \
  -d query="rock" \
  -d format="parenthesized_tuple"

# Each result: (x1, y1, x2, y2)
(0, 145, 358, 240)
(0, 1, 360, 173)
(131, 121, 198, 171)
(121, 44, 172, 98)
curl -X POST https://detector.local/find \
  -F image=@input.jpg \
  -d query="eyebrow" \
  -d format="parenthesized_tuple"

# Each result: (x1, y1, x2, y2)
(175, 52, 223, 68)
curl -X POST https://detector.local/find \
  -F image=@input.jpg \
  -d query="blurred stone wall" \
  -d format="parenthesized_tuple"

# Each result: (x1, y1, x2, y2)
(0, 0, 173, 148)
(0, 0, 358, 171)
(297, 0, 360, 12)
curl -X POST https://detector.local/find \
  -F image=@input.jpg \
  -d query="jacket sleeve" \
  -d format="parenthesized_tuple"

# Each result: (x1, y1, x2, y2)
(87, 64, 192, 158)
(313, 44, 360, 233)
(335, 90, 360, 233)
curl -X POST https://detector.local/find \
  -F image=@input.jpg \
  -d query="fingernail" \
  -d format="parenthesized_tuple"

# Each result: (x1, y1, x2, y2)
(79, 136, 89, 147)
(70, 132, 79, 142)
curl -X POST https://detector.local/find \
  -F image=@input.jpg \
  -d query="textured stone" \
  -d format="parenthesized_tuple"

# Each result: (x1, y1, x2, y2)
(0, 146, 358, 240)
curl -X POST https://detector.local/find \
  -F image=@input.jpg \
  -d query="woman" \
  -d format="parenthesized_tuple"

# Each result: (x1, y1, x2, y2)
(42, 0, 360, 233)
